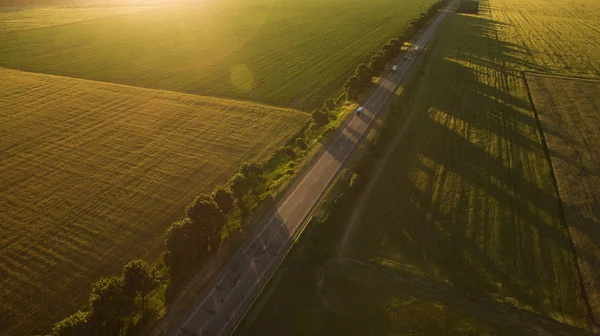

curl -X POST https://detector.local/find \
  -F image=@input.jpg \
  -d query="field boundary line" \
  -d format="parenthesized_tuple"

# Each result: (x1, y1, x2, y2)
(524, 70, 600, 83)
(522, 71, 599, 332)
(0, 5, 171, 36)
(0, 67, 306, 115)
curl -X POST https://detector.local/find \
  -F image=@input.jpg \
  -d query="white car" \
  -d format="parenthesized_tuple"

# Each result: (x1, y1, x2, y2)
(392, 65, 398, 72)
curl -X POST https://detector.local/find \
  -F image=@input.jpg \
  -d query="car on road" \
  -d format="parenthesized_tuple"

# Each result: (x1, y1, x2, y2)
(392, 65, 398, 72)
(356, 107, 364, 115)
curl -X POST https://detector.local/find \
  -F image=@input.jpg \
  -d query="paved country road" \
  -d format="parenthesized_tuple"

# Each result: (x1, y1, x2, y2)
(175, 2, 457, 335)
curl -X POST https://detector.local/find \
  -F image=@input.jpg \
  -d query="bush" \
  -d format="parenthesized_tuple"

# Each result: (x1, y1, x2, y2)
(285, 145, 296, 158)
(349, 173, 360, 188)
(51, 311, 91, 336)
(311, 109, 329, 126)
(295, 137, 307, 150)
(323, 98, 336, 112)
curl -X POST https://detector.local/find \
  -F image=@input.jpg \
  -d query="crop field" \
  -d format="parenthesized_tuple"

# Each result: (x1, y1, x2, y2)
(526, 73, 600, 324)
(0, 67, 308, 335)
(0, 5, 156, 34)
(490, 0, 600, 76)
(0, 0, 438, 110)
(236, 0, 600, 334)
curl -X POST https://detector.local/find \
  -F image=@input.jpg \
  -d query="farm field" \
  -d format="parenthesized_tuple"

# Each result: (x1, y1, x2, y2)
(0, 4, 157, 34)
(236, 0, 600, 334)
(526, 73, 600, 324)
(0, 0, 438, 110)
(0, 67, 308, 336)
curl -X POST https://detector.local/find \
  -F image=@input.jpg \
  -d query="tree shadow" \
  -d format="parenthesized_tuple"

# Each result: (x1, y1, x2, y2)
(347, 5, 593, 330)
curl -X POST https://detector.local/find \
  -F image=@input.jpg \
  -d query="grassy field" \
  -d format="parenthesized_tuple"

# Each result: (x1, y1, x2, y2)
(0, 0, 437, 110)
(0, 5, 156, 34)
(526, 73, 600, 324)
(235, 0, 600, 334)
(0, 67, 308, 336)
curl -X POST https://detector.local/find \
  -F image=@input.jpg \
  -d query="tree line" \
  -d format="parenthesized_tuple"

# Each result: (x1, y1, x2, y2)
(342, 1, 447, 101)
(49, 1, 447, 334)
(50, 162, 267, 335)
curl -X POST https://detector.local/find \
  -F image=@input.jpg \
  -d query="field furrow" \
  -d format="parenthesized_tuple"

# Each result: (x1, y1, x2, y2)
(0, 67, 308, 335)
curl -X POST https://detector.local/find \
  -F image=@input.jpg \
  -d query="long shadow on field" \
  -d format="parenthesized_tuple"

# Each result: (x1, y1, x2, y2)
(348, 6, 591, 331)
(321, 258, 588, 336)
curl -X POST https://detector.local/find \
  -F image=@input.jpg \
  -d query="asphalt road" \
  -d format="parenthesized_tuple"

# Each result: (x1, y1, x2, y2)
(175, 2, 457, 335)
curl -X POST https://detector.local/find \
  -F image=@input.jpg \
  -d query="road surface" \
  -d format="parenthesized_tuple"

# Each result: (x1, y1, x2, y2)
(175, 2, 457, 335)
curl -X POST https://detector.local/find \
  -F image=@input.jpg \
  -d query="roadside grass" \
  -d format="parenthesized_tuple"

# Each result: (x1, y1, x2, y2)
(0, 67, 308, 336)
(525, 73, 600, 325)
(235, 0, 600, 334)
(0, 4, 157, 34)
(0, 0, 437, 110)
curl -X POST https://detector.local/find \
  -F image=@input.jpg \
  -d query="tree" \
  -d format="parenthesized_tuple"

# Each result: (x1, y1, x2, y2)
(368, 52, 386, 74)
(52, 310, 92, 336)
(213, 186, 235, 214)
(323, 98, 336, 112)
(122, 260, 157, 311)
(344, 75, 361, 100)
(164, 219, 195, 272)
(186, 194, 226, 252)
(230, 173, 250, 201)
(89, 276, 132, 335)
(354, 63, 372, 87)
(240, 162, 265, 194)
(311, 109, 329, 126)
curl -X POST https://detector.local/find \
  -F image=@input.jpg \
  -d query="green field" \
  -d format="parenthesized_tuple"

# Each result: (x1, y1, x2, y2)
(236, 0, 600, 334)
(0, 5, 155, 34)
(0, 67, 308, 336)
(0, 0, 437, 110)
(526, 73, 600, 324)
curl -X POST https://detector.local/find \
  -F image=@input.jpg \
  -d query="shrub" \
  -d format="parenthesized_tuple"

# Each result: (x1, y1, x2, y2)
(349, 173, 360, 188)
(295, 137, 308, 150)
(323, 98, 336, 111)
(311, 109, 329, 126)
(51, 311, 91, 336)
(285, 145, 296, 158)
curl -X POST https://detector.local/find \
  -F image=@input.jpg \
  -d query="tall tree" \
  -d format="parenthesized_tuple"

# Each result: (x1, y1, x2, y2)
(122, 260, 157, 311)
(240, 162, 265, 195)
(368, 52, 386, 73)
(354, 63, 372, 87)
(213, 186, 235, 215)
(186, 195, 226, 252)
(88, 276, 132, 335)
(344, 75, 361, 100)
(230, 173, 250, 201)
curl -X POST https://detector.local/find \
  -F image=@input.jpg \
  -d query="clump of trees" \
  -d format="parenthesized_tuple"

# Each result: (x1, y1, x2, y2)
(164, 162, 265, 280)
(51, 260, 157, 336)
(52, 161, 265, 335)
